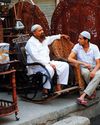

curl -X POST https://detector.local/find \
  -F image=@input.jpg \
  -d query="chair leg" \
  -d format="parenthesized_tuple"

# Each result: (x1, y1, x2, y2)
(74, 65, 85, 90)
(15, 112, 20, 121)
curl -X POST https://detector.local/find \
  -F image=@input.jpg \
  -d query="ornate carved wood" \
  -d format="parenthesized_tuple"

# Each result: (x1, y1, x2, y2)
(50, 38, 85, 89)
(51, 0, 100, 49)
(4, 1, 50, 40)
(50, 38, 74, 60)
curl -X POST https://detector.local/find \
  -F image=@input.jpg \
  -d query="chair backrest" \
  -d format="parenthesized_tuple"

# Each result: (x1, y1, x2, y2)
(50, 38, 86, 87)
(15, 42, 27, 65)
(50, 38, 74, 60)
(12, 35, 30, 66)
(12, 35, 30, 44)
(50, 38, 75, 86)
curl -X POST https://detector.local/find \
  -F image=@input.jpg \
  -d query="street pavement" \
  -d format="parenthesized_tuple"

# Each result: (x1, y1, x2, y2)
(91, 114, 100, 125)
(0, 90, 100, 125)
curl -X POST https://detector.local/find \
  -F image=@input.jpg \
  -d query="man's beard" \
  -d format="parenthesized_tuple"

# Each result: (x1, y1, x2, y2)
(40, 33, 45, 40)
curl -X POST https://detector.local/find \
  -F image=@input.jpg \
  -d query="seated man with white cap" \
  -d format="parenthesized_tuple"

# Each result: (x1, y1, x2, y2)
(25, 24, 70, 98)
(68, 31, 100, 105)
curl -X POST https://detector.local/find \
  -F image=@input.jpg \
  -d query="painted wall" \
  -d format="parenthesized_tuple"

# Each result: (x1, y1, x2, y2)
(35, 0, 56, 26)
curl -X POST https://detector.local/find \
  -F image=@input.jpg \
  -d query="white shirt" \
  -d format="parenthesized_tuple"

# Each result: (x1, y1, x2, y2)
(72, 43, 100, 68)
(25, 34, 61, 65)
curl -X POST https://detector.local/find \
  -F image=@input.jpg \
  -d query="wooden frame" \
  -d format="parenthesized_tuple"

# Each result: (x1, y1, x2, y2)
(0, 61, 19, 120)
(50, 38, 85, 91)
(11, 35, 81, 104)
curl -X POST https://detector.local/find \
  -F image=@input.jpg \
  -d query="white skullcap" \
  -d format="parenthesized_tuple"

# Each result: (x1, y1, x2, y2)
(80, 31, 91, 39)
(31, 24, 42, 32)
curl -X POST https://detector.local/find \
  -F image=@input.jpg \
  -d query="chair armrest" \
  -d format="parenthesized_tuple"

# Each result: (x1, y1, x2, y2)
(0, 69, 16, 75)
(27, 62, 45, 68)
(26, 62, 51, 81)
(54, 58, 68, 62)
(68, 62, 80, 67)
(0, 60, 19, 66)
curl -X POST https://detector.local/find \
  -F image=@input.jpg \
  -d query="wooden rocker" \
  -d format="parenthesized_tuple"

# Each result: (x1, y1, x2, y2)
(11, 35, 83, 104)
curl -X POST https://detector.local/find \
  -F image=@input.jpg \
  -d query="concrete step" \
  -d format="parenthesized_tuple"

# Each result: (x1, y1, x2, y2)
(0, 91, 100, 125)
(52, 116, 90, 125)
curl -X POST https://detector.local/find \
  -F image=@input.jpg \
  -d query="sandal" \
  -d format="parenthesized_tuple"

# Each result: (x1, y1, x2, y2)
(77, 98, 88, 106)
(86, 92, 96, 100)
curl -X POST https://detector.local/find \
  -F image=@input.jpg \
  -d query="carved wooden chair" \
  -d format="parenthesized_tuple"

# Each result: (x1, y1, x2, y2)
(50, 37, 85, 92)
(12, 35, 59, 103)
(12, 35, 80, 103)
(0, 43, 19, 120)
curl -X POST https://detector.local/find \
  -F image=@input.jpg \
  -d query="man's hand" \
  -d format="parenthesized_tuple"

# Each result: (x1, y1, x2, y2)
(90, 70, 96, 78)
(83, 63, 92, 70)
(61, 34, 70, 40)
(49, 63, 56, 69)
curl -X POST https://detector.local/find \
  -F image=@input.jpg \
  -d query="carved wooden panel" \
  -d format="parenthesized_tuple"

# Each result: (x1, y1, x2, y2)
(51, 0, 100, 49)
(50, 38, 85, 88)
(5, 1, 50, 35)
(50, 38, 74, 60)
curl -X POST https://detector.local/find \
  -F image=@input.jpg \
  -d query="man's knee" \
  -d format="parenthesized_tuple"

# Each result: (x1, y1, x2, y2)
(46, 65, 55, 77)
(81, 69, 90, 77)
(63, 62, 69, 69)
(95, 73, 100, 80)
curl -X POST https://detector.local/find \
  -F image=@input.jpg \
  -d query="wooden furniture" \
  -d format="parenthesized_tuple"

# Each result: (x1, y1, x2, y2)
(51, 0, 100, 49)
(5, 1, 50, 36)
(0, 20, 3, 42)
(0, 61, 19, 120)
(12, 35, 56, 103)
(0, 42, 19, 120)
(11, 35, 83, 104)
(50, 38, 85, 91)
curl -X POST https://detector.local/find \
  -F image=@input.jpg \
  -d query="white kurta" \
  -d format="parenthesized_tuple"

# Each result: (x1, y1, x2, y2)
(25, 35, 69, 89)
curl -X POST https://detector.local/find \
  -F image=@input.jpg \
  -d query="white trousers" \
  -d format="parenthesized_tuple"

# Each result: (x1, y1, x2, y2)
(81, 67, 100, 96)
(27, 60, 69, 89)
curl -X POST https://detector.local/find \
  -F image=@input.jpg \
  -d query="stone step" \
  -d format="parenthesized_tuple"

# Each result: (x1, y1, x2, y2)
(52, 116, 90, 125)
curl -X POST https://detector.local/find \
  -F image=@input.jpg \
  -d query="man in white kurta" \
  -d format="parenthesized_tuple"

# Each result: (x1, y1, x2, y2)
(25, 24, 69, 91)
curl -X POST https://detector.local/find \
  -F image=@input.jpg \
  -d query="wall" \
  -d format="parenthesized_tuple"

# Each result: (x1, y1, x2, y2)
(33, 0, 56, 26)
(10, 0, 57, 26)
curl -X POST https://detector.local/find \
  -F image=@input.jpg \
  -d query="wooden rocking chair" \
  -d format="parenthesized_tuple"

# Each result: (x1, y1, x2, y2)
(50, 37, 85, 94)
(11, 34, 85, 104)
(12, 35, 60, 103)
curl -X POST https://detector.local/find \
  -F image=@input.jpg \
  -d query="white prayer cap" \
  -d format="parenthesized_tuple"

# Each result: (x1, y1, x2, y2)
(31, 24, 42, 32)
(80, 31, 91, 39)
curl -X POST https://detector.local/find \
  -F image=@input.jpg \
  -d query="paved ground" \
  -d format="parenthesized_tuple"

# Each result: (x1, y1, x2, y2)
(0, 90, 100, 125)
(91, 115, 100, 125)
(0, 92, 78, 125)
